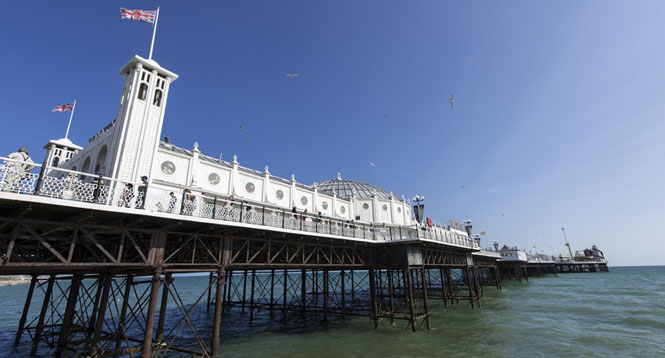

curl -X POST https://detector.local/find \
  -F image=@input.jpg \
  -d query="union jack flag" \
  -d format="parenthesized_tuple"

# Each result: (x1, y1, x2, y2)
(120, 8, 157, 23)
(51, 103, 74, 112)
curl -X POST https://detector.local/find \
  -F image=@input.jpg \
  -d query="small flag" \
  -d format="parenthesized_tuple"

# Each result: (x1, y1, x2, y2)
(52, 103, 74, 112)
(120, 8, 157, 23)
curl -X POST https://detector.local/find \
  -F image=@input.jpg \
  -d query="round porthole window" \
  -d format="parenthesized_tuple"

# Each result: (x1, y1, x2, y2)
(276, 190, 284, 200)
(160, 161, 175, 175)
(208, 173, 220, 185)
(397, 207, 402, 213)
(362, 203, 369, 209)
(245, 182, 255, 193)
(301, 196, 308, 205)
(340, 206, 346, 214)
(382, 204, 388, 211)
(321, 201, 328, 210)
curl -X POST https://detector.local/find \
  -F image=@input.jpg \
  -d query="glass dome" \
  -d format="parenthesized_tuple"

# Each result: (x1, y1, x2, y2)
(317, 174, 394, 200)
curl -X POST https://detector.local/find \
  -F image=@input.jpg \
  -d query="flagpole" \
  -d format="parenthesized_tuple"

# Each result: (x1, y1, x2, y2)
(65, 99, 76, 139)
(148, 7, 160, 60)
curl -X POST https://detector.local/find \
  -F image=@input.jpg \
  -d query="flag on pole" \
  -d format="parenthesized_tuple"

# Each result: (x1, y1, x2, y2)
(52, 103, 75, 112)
(120, 8, 157, 23)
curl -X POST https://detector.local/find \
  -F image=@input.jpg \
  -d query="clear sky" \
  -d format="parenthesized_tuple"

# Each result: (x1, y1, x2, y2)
(1, 1, 663, 266)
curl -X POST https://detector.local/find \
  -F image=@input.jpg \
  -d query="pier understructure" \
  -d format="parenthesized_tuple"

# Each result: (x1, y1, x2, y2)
(0, 174, 503, 357)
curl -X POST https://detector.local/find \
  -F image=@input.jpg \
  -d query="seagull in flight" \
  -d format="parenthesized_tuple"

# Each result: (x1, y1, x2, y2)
(449, 94, 454, 108)
(285, 73, 300, 78)
(369, 162, 376, 167)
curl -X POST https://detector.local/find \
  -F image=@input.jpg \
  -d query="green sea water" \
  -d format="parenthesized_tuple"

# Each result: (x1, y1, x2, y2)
(0, 266, 663, 357)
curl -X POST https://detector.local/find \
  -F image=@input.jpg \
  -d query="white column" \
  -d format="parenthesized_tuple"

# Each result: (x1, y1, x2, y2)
(262, 166, 270, 203)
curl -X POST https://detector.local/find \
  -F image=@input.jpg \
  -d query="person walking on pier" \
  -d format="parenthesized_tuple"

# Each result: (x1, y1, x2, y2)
(167, 192, 177, 213)
(119, 183, 134, 207)
(136, 176, 148, 209)
(2, 147, 35, 193)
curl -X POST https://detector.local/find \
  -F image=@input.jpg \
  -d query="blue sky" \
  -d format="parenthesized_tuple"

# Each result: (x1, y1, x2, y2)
(1, 1, 663, 266)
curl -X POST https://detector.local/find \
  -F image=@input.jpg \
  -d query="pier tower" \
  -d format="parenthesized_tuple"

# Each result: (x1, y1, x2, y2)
(52, 55, 178, 183)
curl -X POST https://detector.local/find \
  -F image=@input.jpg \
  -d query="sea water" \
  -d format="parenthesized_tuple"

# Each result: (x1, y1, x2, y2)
(0, 266, 663, 357)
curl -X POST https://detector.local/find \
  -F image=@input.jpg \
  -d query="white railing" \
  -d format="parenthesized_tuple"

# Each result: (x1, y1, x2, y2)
(0, 157, 478, 249)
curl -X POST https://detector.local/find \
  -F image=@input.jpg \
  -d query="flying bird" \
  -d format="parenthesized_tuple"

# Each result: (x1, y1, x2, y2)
(244, 139, 250, 144)
(285, 73, 300, 78)
(384, 114, 388, 118)
(449, 94, 454, 108)
(369, 162, 376, 167)
(238, 125, 243, 131)
(460, 185, 464, 189)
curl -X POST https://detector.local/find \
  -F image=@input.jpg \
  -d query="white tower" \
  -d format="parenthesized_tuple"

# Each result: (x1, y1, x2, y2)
(106, 55, 178, 183)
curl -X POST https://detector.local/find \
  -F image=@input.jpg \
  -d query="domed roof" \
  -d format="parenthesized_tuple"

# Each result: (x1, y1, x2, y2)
(317, 173, 394, 200)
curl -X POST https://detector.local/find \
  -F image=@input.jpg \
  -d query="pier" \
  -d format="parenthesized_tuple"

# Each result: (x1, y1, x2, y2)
(0, 51, 606, 357)
(0, 172, 506, 357)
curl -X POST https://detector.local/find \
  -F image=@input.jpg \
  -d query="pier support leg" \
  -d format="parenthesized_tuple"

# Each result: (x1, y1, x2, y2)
(250, 270, 256, 321)
(141, 268, 162, 358)
(90, 274, 112, 356)
(225, 270, 233, 310)
(211, 268, 225, 357)
(405, 268, 417, 332)
(369, 268, 379, 328)
(241, 270, 248, 312)
(282, 269, 288, 320)
(420, 267, 431, 329)
(207, 272, 214, 312)
(155, 273, 171, 344)
(31, 275, 55, 356)
(439, 268, 447, 307)
(115, 275, 133, 352)
(56, 274, 82, 356)
(340, 270, 346, 318)
(14, 275, 37, 346)
(466, 268, 475, 309)
(323, 269, 329, 322)
(387, 269, 395, 325)
(300, 269, 306, 314)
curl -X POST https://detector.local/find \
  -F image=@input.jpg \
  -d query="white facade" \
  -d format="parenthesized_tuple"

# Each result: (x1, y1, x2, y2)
(41, 54, 421, 226)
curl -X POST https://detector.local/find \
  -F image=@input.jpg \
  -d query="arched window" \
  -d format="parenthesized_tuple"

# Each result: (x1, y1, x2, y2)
(95, 146, 108, 174)
(82, 156, 91, 173)
(153, 89, 163, 107)
(138, 83, 148, 100)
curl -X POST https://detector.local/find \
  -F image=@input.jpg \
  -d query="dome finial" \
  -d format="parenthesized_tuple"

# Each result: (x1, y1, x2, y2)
(336, 172, 342, 180)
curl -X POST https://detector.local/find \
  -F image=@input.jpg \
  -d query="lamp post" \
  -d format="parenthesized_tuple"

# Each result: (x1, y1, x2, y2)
(412, 195, 425, 224)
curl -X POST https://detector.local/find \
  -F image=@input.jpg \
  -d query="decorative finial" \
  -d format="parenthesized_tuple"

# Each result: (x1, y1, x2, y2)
(264, 165, 269, 174)
(291, 174, 295, 182)
(337, 172, 342, 181)
(193, 141, 199, 151)
(232, 154, 238, 164)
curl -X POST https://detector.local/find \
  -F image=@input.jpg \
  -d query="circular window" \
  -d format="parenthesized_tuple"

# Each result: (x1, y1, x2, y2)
(208, 173, 220, 185)
(160, 161, 175, 175)
(301, 196, 308, 205)
(321, 201, 328, 209)
(245, 182, 255, 193)
(397, 207, 402, 213)
(340, 206, 346, 214)
(382, 204, 388, 211)
(362, 203, 369, 209)
(276, 190, 284, 200)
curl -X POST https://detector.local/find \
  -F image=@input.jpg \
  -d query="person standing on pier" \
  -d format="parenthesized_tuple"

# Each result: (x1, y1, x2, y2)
(136, 176, 148, 209)
(1, 147, 35, 193)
